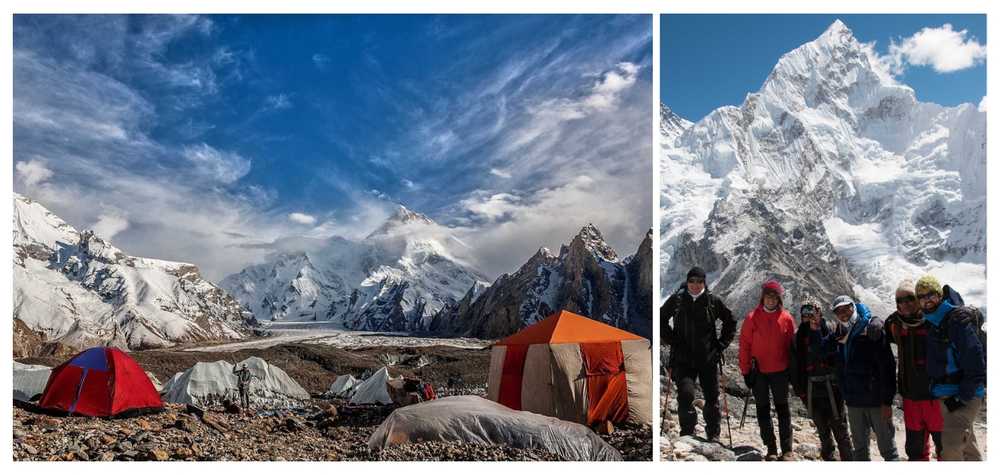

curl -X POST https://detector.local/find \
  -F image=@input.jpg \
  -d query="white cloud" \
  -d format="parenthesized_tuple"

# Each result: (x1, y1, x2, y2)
(888, 24, 986, 74)
(288, 212, 317, 225)
(91, 211, 130, 240)
(182, 143, 252, 184)
(264, 93, 292, 110)
(979, 96, 987, 112)
(312, 53, 331, 70)
(489, 168, 512, 179)
(15, 160, 53, 186)
(461, 192, 522, 220)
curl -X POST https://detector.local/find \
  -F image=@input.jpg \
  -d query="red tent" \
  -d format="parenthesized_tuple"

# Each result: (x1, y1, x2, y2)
(38, 347, 163, 417)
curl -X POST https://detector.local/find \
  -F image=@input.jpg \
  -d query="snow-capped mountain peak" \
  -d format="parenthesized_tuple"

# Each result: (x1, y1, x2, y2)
(222, 204, 489, 332)
(661, 20, 986, 318)
(13, 195, 254, 354)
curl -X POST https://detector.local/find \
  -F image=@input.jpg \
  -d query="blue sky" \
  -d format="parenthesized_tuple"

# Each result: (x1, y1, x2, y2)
(14, 15, 652, 280)
(661, 14, 987, 122)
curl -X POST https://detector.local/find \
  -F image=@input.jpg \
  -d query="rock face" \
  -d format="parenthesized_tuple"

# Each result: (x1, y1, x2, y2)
(431, 225, 652, 339)
(13, 194, 254, 354)
(221, 205, 489, 333)
(660, 20, 987, 317)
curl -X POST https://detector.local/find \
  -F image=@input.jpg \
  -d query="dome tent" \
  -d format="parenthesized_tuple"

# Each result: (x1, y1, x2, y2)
(38, 347, 163, 417)
(487, 310, 652, 426)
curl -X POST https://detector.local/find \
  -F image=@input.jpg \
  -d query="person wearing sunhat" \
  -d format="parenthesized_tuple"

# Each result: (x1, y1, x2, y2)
(791, 298, 853, 461)
(660, 266, 737, 442)
(738, 279, 796, 460)
(915, 274, 986, 461)
(885, 278, 942, 461)
(831, 295, 899, 461)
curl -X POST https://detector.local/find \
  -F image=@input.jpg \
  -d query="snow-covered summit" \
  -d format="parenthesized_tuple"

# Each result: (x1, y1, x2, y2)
(221, 204, 489, 332)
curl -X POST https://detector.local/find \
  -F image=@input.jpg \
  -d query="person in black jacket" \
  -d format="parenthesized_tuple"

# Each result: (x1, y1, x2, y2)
(791, 300, 852, 461)
(885, 279, 942, 461)
(832, 295, 899, 461)
(661, 266, 737, 442)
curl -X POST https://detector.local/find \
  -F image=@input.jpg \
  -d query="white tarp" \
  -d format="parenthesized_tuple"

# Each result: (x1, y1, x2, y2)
(14, 362, 51, 402)
(349, 367, 394, 405)
(161, 357, 310, 408)
(145, 371, 163, 392)
(368, 395, 623, 461)
(327, 374, 360, 398)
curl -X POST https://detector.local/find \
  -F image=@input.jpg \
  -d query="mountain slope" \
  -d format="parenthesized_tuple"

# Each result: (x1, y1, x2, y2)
(660, 20, 986, 316)
(220, 205, 490, 332)
(432, 224, 652, 339)
(13, 194, 254, 353)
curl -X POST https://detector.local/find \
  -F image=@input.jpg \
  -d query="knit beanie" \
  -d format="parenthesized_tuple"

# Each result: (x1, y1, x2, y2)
(915, 275, 943, 296)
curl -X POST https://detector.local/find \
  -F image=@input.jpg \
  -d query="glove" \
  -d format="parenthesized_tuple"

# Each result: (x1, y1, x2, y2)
(943, 396, 966, 413)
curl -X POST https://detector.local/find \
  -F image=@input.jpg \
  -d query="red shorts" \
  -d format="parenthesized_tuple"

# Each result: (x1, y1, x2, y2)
(902, 398, 943, 432)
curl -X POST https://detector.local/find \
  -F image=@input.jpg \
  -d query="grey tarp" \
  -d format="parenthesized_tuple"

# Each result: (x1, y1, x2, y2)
(368, 395, 623, 461)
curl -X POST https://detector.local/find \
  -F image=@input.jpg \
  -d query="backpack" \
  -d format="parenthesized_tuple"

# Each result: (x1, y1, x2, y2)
(938, 285, 987, 376)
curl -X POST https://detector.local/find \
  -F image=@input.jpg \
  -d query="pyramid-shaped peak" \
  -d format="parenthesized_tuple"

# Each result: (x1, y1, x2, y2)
(568, 223, 619, 261)
(388, 204, 434, 225)
(367, 204, 436, 238)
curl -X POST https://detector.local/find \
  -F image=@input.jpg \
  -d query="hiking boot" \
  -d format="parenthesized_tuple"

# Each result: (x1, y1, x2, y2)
(765, 445, 779, 461)
(779, 452, 798, 461)
(706, 434, 721, 445)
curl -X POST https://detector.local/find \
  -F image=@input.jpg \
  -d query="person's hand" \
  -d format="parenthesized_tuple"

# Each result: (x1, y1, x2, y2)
(881, 405, 892, 421)
(943, 396, 966, 413)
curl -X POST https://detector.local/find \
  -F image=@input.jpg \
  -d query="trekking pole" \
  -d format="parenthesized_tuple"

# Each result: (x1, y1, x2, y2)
(739, 358, 758, 430)
(719, 354, 734, 448)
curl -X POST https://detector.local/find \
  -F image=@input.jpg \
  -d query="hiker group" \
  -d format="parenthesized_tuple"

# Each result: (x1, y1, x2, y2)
(661, 267, 986, 461)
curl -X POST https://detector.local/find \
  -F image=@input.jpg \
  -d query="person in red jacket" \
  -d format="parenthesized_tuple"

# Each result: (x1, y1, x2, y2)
(739, 279, 797, 460)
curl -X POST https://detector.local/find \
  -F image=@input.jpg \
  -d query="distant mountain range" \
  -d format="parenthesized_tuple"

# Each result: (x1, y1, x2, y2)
(14, 195, 652, 355)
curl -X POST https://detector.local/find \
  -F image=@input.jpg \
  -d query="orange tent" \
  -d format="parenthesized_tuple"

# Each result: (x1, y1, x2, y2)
(486, 310, 652, 427)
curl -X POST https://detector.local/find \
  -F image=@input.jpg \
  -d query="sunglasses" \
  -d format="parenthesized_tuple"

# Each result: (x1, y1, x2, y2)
(800, 305, 817, 316)
(895, 295, 917, 305)
(916, 292, 937, 301)
(687, 278, 705, 284)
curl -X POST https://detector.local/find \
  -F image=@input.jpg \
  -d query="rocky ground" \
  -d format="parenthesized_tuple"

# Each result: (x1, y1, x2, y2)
(660, 351, 988, 461)
(14, 342, 651, 461)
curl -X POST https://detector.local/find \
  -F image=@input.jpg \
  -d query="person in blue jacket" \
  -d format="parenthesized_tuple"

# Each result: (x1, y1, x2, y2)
(831, 295, 899, 461)
(916, 275, 986, 461)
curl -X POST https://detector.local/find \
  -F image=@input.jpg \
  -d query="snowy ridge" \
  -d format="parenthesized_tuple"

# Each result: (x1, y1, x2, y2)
(13, 194, 254, 352)
(660, 20, 986, 317)
(221, 205, 490, 333)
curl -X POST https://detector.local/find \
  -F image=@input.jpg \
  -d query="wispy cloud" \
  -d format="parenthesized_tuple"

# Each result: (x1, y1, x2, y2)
(264, 93, 293, 111)
(15, 159, 53, 186)
(312, 53, 331, 70)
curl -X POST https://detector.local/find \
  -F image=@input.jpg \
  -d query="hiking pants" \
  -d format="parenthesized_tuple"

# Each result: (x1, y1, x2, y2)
(240, 388, 250, 409)
(846, 405, 899, 460)
(672, 362, 721, 439)
(752, 370, 792, 452)
(808, 394, 852, 461)
(902, 398, 943, 461)
(939, 397, 983, 461)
